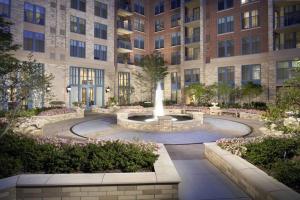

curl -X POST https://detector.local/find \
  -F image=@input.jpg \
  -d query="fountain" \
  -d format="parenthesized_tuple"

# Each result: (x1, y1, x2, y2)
(116, 82, 204, 132)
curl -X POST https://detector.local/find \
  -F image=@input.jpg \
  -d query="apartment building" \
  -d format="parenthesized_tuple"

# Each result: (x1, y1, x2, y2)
(1, 0, 299, 109)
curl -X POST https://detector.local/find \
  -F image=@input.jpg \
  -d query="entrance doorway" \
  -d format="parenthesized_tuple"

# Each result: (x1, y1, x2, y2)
(81, 86, 94, 108)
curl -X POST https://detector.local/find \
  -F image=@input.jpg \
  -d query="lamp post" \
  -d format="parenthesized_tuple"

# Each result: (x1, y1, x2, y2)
(66, 85, 71, 107)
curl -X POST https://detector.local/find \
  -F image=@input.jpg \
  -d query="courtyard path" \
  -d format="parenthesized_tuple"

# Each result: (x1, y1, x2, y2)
(166, 144, 251, 200)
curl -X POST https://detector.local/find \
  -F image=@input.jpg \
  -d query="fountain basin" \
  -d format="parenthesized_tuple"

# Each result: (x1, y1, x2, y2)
(117, 111, 204, 132)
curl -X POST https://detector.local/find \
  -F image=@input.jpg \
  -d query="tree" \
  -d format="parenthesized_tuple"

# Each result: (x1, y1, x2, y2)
(217, 82, 233, 104)
(241, 82, 263, 104)
(135, 52, 168, 102)
(0, 17, 54, 138)
(185, 83, 217, 106)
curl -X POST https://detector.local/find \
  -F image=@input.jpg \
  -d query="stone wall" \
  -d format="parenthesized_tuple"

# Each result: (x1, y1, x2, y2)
(13, 108, 84, 135)
(204, 143, 300, 200)
(0, 145, 180, 200)
(117, 111, 204, 132)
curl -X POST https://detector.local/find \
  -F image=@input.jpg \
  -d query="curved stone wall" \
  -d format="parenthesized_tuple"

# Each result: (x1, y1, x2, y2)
(117, 110, 204, 132)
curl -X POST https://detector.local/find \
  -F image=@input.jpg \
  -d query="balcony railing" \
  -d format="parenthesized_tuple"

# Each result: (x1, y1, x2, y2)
(185, 14, 200, 23)
(117, 21, 132, 31)
(185, 35, 200, 44)
(117, 40, 132, 50)
(274, 12, 300, 29)
(185, 55, 199, 61)
(117, 57, 133, 64)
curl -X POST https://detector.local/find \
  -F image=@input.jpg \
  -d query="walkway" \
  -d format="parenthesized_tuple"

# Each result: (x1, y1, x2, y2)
(166, 144, 251, 200)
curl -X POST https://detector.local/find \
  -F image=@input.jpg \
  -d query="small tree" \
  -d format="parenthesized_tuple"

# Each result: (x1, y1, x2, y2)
(0, 17, 54, 138)
(185, 83, 216, 106)
(217, 82, 233, 105)
(241, 82, 263, 104)
(135, 52, 168, 102)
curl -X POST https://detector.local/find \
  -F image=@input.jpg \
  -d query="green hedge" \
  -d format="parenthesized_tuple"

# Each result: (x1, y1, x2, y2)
(242, 137, 300, 192)
(0, 133, 158, 178)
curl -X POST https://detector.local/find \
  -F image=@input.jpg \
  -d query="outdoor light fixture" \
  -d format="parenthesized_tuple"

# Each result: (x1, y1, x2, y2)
(105, 86, 111, 93)
(46, 85, 51, 92)
(66, 85, 71, 93)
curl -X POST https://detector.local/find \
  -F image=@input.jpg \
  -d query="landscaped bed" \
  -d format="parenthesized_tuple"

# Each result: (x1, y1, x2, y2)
(217, 136, 300, 193)
(0, 131, 159, 179)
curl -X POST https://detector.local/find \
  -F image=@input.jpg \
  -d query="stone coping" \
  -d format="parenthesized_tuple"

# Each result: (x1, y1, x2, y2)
(0, 144, 180, 190)
(204, 142, 300, 200)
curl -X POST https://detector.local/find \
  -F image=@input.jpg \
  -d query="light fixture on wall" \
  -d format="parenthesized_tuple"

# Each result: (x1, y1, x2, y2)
(105, 86, 111, 93)
(46, 85, 51, 92)
(66, 85, 71, 93)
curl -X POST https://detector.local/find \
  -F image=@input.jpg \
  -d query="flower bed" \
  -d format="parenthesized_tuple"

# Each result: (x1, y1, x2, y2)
(217, 136, 300, 193)
(0, 132, 159, 179)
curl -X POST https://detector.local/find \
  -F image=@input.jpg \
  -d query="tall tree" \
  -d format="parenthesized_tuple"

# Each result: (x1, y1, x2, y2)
(135, 52, 168, 102)
(0, 17, 53, 138)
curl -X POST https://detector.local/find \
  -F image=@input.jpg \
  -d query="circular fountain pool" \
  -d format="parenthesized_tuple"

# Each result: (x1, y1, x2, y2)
(128, 115, 193, 122)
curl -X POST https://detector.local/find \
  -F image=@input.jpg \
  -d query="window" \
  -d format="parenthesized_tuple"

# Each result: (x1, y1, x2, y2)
(154, 0, 164, 15)
(0, 0, 10, 17)
(94, 22, 107, 39)
(155, 19, 164, 32)
(134, 35, 144, 49)
(218, 0, 233, 11)
(284, 32, 300, 49)
(171, 72, 180, 102)
(218, 66, 235, 86)
(171, 51, 181, 65)
(184, 69, 200, 86)
(94, 44, 107, 61)
(134, 54, 143, 65)
(23, 30, 45, 52)
(71, 0, 86, 12)
(118, 72, 130, 105)
(218, 40, 234, 57)
(171, 32, 181, 46)
(241, 0, 256, 4)
(134, 0, 144, 15)
(218, 16, 234, 34)
(277, 60, 300, 84)
(242, 36, 260, 55)
(24, 2, 45, 25)
(171, 0, 180, 9)
(95, 1, 107, 18)
(283, 5, 300, 27)
(134, 18, 144, 32)
(155, 36, 164, 49)
(171, 13, 180, 27)
(70, 15, 86, 35)
(70, 40, 85, 58)
(242, 64, 261, 85)
(242, 10, 259, 29)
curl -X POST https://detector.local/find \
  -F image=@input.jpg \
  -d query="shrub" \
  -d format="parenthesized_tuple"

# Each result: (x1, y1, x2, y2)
(242, 102, 267, 111)
(242, 137, 300, 166)
(270, 160, 300, 192)
(164, 100, 177, 106)
(0, 132, 159, 178)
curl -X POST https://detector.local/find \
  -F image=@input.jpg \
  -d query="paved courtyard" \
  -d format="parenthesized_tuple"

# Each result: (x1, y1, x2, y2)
(43, 113, 263, 200)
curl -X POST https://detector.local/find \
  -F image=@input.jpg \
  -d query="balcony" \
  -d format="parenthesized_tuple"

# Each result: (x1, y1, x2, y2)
(185, 35, 200, 47)
(185, 0, 199, 8)
(117, 40, 132, 53)
(117, 3, 133, 17)
(185, 55, 199, 61)
(274, 12, 300, 32)
(185, 14, 200, 27)
(117, 21, 133, 35)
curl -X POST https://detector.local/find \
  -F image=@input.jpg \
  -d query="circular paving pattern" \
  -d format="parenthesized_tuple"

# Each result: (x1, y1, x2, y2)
(71, 117, 251, 145)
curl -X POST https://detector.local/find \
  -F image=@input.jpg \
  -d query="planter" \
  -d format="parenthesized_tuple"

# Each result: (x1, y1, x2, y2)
(13, 108, 84, 135)
(204, 142, 300, 200)
(0, 144, 180, 200)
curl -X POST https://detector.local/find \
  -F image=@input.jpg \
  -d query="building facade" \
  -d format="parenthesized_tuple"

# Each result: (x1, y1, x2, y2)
(1, 0, 299, 108)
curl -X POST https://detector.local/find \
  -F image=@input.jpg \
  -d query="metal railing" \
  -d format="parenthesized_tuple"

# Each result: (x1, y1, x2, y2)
(117, 40, 132, 50)
(274, 12, 300, 28)
(185, 14, 200, 23)
(117, 21, 132, 31)
(185, 35, 200, 44)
